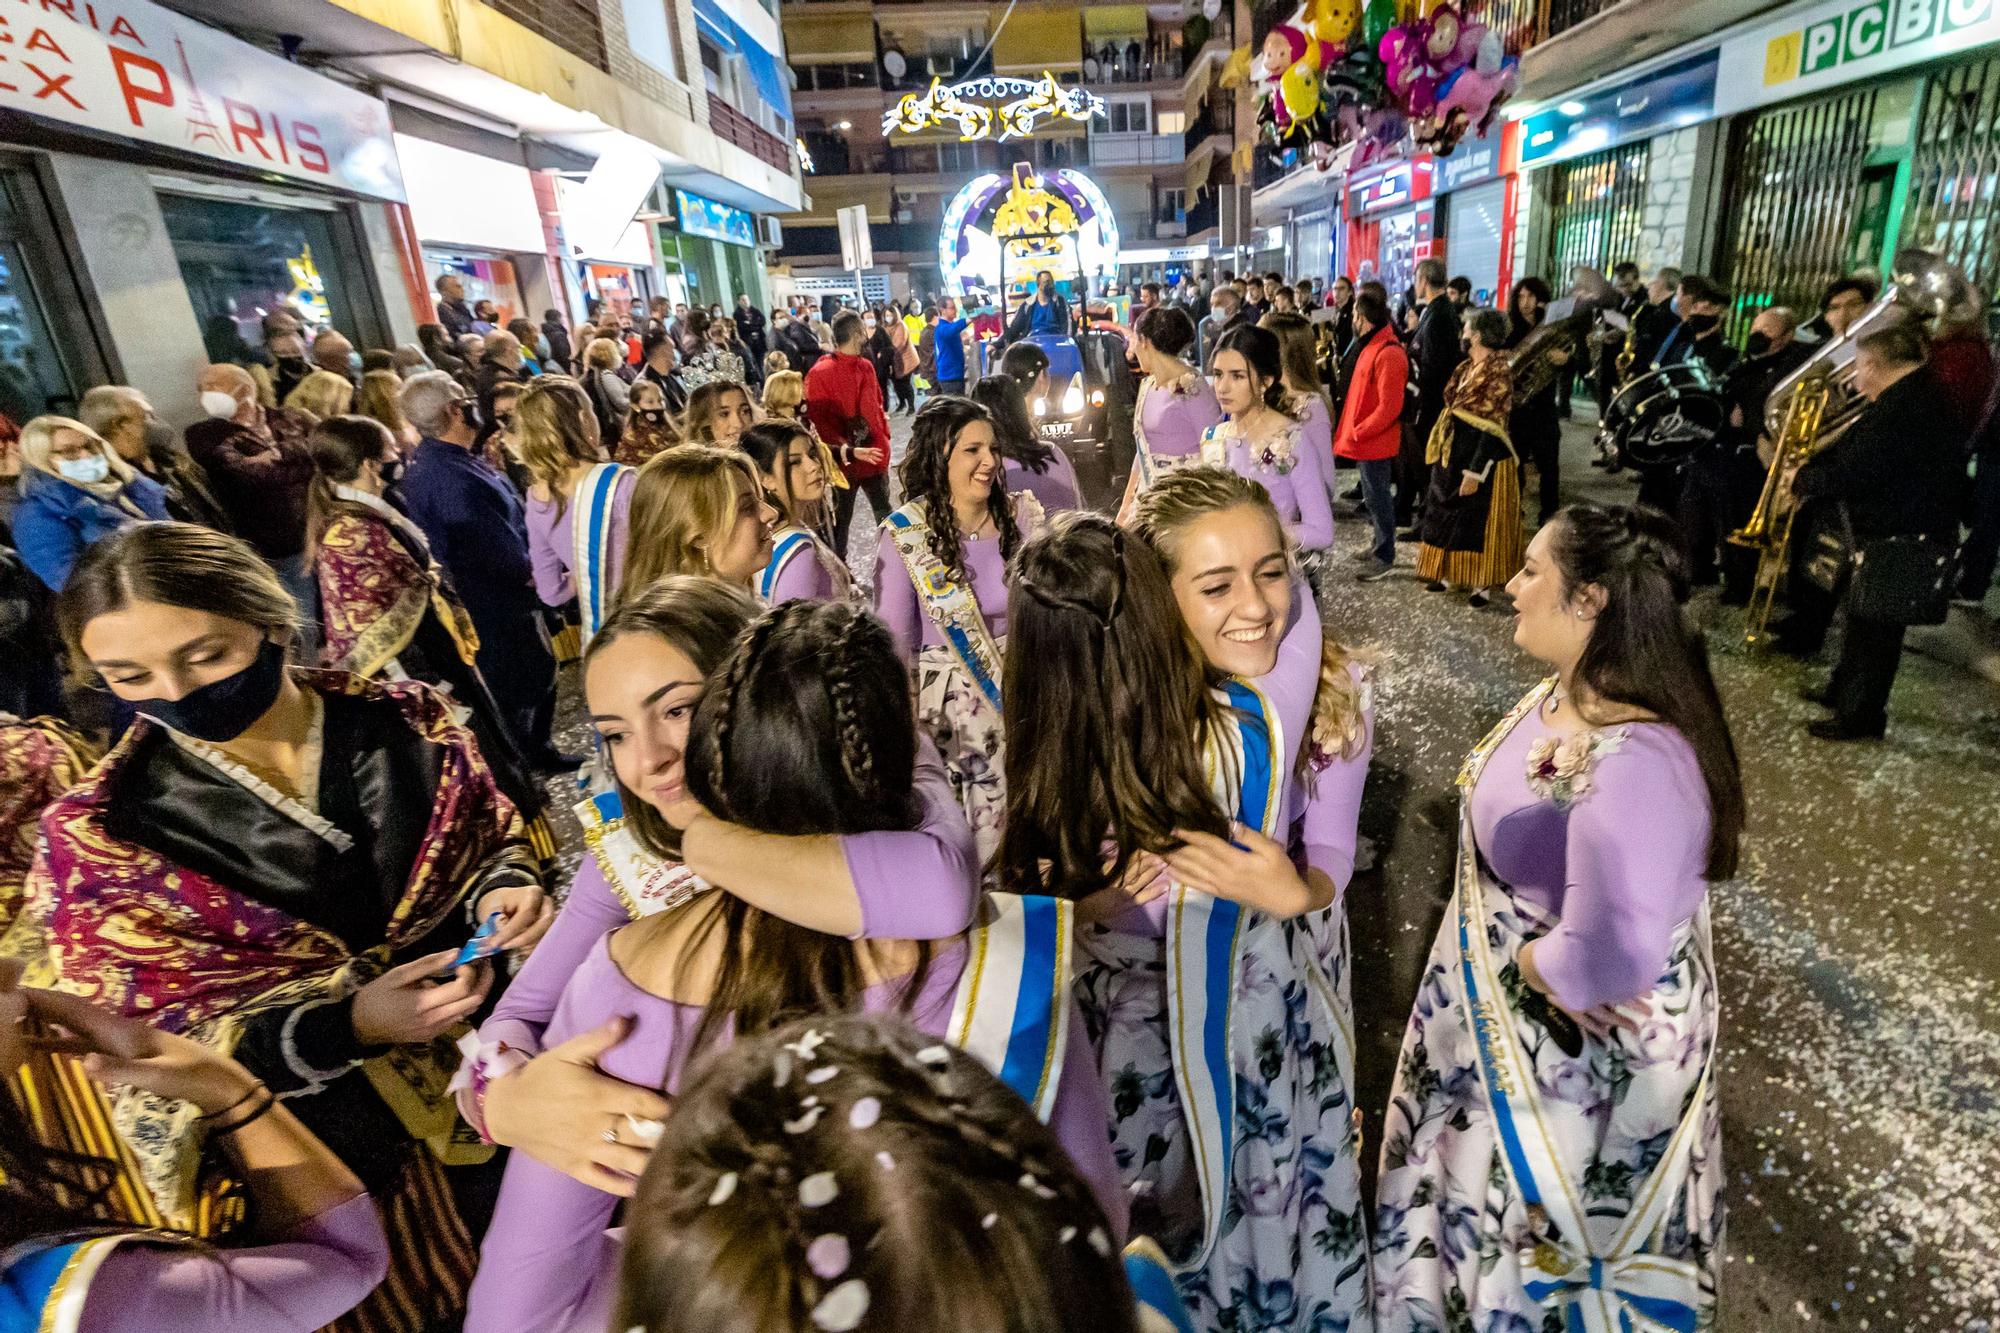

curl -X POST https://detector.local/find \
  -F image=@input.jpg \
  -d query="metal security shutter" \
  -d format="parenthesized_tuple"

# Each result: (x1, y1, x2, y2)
(1444, 179, 1507, 307)
(1718, 82, 1893, 338)
(1906, 53, 2000, 302)
(1544, 142, 1649, 283)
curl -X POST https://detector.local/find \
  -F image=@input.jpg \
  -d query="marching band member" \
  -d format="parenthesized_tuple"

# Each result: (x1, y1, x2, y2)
(873, 397, 1042, 861)
(1372, 504, 1740, 1332)
(465, 598, 1120, 1332)
(739, 421, 855, 604)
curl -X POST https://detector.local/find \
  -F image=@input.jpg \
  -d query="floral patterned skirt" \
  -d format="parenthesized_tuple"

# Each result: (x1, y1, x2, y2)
(1371, 877, 1723, 1333)
(1075, 908, 1374, 1333)
(914, 643, 1006, 865)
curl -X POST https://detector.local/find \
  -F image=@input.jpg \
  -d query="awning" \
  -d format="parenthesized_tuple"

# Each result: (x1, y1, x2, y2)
(694, 0, 793, 123)
(992, 2, 1083, 73)
(1084, 5, 1149, 42)
(783, 12, 879, 63)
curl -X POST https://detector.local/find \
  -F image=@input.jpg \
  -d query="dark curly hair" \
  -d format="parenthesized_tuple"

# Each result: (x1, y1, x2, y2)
(677, 599, 929, 1066)
(612, 1013, 1137, 1333)
(897, 396, 1021, 583)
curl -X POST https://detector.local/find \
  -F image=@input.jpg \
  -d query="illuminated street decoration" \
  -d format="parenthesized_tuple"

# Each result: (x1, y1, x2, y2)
(936, 164, 1120, 298)
(794, 136, 815, 173)
(884, 74, 1105, 142)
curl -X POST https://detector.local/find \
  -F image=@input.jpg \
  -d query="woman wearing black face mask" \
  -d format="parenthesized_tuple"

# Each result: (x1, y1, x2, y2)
(29, 521, 555, 1332)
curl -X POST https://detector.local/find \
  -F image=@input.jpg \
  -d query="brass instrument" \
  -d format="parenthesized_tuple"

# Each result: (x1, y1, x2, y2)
(1730, 253, 1956, 646)
(1615, 325, 1639, 381)
(1507, 307, 1596, 401)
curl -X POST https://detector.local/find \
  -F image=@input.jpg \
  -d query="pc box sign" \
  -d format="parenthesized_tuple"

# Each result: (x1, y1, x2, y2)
(1715, 0, 2000, 115)
(0, 0, 406, 201)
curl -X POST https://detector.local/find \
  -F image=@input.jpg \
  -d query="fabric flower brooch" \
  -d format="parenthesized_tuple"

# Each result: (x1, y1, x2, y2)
(1523, 727, 1625, 809)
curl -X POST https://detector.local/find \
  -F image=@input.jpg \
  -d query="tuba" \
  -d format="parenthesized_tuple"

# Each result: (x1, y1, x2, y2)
(1507, 306, 1597, 402)
(1731, 252, 1958, 645)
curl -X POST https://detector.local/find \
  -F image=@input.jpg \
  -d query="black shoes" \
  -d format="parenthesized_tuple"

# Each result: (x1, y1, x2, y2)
(1807, 717, 1885, 742)
(1797, 682, 1834, 708)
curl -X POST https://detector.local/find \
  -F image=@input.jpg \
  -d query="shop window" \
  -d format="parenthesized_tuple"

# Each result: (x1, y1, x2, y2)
(157, 193, 362, 354)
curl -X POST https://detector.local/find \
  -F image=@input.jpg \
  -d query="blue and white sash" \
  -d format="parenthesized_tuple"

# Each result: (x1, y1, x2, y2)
(1123, 1238, 1198, 1333)
(759, 528, 816, 602)
(1163, 676, 1285, 1271)
(884, 502, 1005, 716)
(1452, 680, 1715, 1333)
(569, 463, 626, 649)
(1, 1235, 131, 1333)
(947, 892, 1072, 1121)
(573, 788, 708, 920)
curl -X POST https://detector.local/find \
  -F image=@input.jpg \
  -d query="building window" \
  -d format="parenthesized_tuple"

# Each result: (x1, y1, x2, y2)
(1159, 187, 1186, 222)
(1103, 97, 1150, 135)
(1156, 110, 1185, 136)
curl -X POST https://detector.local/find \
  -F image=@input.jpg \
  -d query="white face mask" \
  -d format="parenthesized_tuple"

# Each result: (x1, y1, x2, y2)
(200, 390, 242, 419)
(57, 454, 111, 485)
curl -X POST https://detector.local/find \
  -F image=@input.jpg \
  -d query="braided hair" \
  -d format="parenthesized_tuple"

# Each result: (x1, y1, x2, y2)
(898, 396, 1021, 583)
(1547, 503, 1744, 879)
(613, 1014, 1138, 1333)
(678, 600, 928, 1064)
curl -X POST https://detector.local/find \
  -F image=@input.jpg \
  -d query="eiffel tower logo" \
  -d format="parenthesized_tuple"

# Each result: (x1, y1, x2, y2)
(176, 38, 226, 151)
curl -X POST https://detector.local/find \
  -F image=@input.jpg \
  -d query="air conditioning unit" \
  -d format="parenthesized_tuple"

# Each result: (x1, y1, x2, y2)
(757, 215, 784, 249)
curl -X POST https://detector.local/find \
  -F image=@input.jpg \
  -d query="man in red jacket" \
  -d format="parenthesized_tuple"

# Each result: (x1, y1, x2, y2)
(805, 309, 894, 551)
(1335, 289, 1409, 581)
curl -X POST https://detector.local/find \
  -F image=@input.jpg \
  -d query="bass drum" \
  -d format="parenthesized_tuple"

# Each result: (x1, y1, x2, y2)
(1604, 361, 1727, 468)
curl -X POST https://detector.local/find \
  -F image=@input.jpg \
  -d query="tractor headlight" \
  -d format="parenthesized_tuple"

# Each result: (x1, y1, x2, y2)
(1032, 396, 1050, 417)
(1088, 388, 1105, 407)
(1061, 380, 1085, 416)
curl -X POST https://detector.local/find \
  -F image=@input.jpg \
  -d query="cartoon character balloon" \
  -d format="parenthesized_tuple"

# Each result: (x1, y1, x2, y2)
(1376, 1, 1518, 155)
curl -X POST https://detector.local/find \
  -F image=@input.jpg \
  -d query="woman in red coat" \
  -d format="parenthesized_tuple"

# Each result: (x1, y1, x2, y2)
(1335, 289, 1409, 580)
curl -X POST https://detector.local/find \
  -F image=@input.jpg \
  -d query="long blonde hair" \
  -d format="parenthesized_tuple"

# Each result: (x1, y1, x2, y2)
(1132, 466, 1374, 766)
(760, 371, 804, 422)
(621, 444, 762, 599)
(682, 382, 755, 446)
(517, 376, 604, 512)
(16, 415, 137, 495)
(356, 369, 411, 438)
(285, 370, 356, 421)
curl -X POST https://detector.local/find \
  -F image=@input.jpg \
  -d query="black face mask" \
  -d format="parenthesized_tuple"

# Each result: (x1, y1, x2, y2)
(1684, 312, 1719, 335)
(277, 355, 309, 373)
(138, 639, 287, 742)
(458, 401, 482, 434)
(1745, 331, 1773, 358)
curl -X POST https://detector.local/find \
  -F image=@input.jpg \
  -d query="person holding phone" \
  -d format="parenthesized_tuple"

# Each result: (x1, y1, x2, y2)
(0, 958, 389, 1331)
(22, 522, 553, 1333)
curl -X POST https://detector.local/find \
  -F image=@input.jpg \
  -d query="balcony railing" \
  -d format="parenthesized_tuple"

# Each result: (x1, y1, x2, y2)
(708, 94, 797, 175)
(1088, 42, 1184, 84)
(1252, 149, 1296, 190)
(1089, 135, 1182, 167)
(1478, 0, 1621, 50)
(486, 0, 606, 71)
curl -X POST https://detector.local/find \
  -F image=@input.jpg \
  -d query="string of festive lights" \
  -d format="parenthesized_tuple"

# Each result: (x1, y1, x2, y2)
(883, 73, 1106, 142)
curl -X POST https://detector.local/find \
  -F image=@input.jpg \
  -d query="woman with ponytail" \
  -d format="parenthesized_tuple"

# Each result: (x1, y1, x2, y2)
(1197, 325, 1333, 569)
(465, 597, 1120, 1332)
(1372, 503, 1740, 1332)
(1002, 483, 1376, 1333)
(305, 414, 549, 844)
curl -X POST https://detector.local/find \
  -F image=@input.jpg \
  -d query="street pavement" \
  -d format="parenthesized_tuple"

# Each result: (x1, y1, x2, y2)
(549, 404, 2000, 1330)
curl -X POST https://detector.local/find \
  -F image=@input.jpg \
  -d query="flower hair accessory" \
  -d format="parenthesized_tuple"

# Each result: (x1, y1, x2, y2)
(1523, 727, 1625, 809)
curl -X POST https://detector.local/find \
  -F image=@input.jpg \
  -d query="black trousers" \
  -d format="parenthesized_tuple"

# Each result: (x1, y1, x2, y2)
(1677, 444, 1762, 590)
(1828, 606, 1906, 733)
(1396, 412, 1434, 526)
(832, 472, 894, 556)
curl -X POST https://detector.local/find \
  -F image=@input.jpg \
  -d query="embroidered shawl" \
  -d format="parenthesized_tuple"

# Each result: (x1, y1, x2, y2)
(25, 670, 526, 1221)
(316, 507, 479, 678)
(1426, 353, 1516, 465)
(1, 718, 98, 940)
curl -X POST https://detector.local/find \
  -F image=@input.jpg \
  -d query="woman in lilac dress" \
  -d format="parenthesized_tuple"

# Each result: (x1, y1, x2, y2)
(518, 377, 633, 646)
(1372, 504, 1742, 1332)
(1199, 326, 1334, 569)
(1262, 310, 1338, 510)
(738, 421, 854, 604)
(458, 577, 978, 1192)
(1002, 477, 1375, 1332)
(613, 1014, 1191, 1333)
(873, 397, 1042, 862)
(1, 959, 387, 1332)
(464, 598, 1121, 1333)
(971, 374, 1082, 513)
(1119, 306, 1221, 522)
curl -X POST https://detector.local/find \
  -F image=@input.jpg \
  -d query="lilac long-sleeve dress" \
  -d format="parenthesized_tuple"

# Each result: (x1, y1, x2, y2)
(1005, 448, 1082, 513)
(760, 525, 854, 604)
(1075, 588, 1376, 1331)
(523, 466, 634, 607)
(1133, 370, 1223, 490)
(1373, 687, 1721, 1331)
(478, 736, 978, 1060)
(63, 1194, 388, 1332)
(872, 523, 1013, 858)
(464, 933, 1127, 1333)
(1294, 392, 1337, 504)
(1199, 417, 1336, 551)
